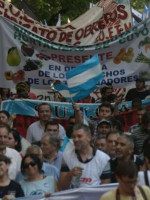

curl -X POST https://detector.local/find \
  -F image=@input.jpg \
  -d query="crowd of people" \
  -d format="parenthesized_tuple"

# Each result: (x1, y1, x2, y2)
(0, 78, 150, 199)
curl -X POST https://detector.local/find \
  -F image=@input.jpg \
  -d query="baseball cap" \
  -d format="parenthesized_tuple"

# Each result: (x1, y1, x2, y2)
(98, 119, 111, 126)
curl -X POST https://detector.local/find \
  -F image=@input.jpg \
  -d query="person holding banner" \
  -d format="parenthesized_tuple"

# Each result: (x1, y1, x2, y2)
(20, 154, 58, 197)
(26, 103, 66, 144)
(59, 124, 110, 190)
(100, 160, 150, 200)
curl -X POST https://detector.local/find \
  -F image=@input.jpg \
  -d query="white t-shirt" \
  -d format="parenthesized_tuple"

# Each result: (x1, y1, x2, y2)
(138, 170, 150, 186)
(26, 120, 66, 143)
(5, 147, 22, 180)
(63, 148, 110, 187)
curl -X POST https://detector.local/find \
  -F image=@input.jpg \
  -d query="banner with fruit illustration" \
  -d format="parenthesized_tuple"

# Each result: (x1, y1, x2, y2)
(0, 0, 132, 46)
(0, 16, 150, 90)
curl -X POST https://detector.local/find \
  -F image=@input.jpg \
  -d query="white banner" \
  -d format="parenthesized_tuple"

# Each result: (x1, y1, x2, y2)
(15, 184, 118, 200)
(0, 16, 150, 90)
(0, 0, 132, 46)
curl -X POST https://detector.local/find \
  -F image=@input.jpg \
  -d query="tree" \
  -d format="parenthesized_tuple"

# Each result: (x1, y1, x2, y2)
(11, 0, 149, 25)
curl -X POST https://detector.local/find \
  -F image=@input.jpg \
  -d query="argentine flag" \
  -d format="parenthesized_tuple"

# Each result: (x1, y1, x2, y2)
(66, 54, 104, 94)
(54, 54, 104, 102)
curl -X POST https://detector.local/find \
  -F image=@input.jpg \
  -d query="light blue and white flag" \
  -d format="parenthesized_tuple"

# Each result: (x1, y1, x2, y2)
(66, 54, 104, 94)
(54, 83, 95, 102)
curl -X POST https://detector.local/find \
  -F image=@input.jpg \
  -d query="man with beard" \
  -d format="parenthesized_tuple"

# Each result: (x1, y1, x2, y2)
(110, 134, 144, 183)
(26, 103, 65, 144)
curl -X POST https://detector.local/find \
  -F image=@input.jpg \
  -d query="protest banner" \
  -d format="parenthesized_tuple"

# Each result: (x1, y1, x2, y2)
(0, 15, 150, 90)
(2, 99, 150, 138)
(15, 183, 118, 200)
(0, 0, 132, 46)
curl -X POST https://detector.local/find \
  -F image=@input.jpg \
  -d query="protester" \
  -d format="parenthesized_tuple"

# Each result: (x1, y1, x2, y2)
(94, 135, 107, 153)
(100, 160, 150, 200)
(0, 155, 24, 199)
(96, 119, 111, 136)
(106, 131, 120, 159)
(132, 111, 150, 154)
(59, 124, 110, 190)
(0, 124, 21, 180)
(7, 128, 22, 153)
(138, 143, 150, 186)
(41, 133, 63, 172)
(0, 110, 10, 124)
(110, 134, 144, 183)
(26, 103, 66, 143)
(20, 154, 58, 197)
(16, 145, 59, 182)
(0, 88, 12, 100)
(13, 82, 37, 99)
(129, 106, 147, 134)
(125, 78, 150, 101)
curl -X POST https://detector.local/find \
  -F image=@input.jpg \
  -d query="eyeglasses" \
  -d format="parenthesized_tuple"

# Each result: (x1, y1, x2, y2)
(23, 161, 36, 169)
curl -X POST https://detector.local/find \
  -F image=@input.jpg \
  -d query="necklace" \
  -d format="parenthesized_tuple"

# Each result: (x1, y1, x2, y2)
(116, 188, 136, 200)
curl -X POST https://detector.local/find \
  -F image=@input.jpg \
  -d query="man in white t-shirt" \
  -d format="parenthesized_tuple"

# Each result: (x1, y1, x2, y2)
(0, 124, 21, 180)
(59, 124, 111, 190)
(26, 103, 66, 143)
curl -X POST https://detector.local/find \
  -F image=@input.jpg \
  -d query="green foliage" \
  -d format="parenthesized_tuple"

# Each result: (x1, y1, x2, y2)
(11, 0, 149, 25)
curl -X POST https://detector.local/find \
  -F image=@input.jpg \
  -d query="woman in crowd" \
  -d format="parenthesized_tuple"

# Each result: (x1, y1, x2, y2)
(0, 155, 24, 199)
(7, 128, 22, 155)
(20, 154, 58, 197)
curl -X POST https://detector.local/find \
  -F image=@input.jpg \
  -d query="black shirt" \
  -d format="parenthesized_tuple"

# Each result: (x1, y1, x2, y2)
(0, 180, 24, 198)
(125, 88, 150, 101)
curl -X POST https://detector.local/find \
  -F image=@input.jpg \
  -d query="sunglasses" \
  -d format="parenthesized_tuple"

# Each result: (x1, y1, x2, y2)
(23, 161, 36, 169)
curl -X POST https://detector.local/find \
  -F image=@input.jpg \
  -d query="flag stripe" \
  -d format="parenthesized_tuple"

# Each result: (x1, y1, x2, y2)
(67, 63, 103, 88)
(66, 54, 100, 79)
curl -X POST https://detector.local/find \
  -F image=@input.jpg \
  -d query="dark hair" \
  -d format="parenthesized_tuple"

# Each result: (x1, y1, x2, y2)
(98, 102, 114, 113)
(21, 154, 42, 175)
(101, 86, 111, 95)
(0, 123, 10, 132)
(116, 160, 138, 178)
(0, 110, 10, 119)
(9, 128, 22, 152)
(37, 103, 51, 112)
(106, 131, 121, 140)
(45, 120, 59, 131)
(0, 154, 11, 164)
(73, 124, 91, 135)
(131, 98, 142, 109)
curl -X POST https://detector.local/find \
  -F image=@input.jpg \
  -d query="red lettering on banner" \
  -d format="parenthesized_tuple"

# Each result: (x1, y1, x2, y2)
(32, 26, 38, 33)
(66, 31, 73, 43)
(4, 9, 17, 23)
(81, 178, 92, 183)
(46, 30, 57, 40)
(114, 24, 123, 35)
(117, 5, 128, 20)
(104, 10, 117, 24)
(0, 1, 4, 15)
(108, 27, 113, 38)
(92, 21, 99, 31)
(124, 22, 132, 30)
(39, 27, 49, 37)
(9, 4, 20, 17)
(84, 24, 93, 38)
(59, 32, 66, 42)
(75, 28, 84, 40)
(23, 14, 34, 24)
